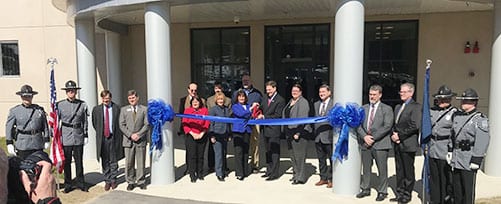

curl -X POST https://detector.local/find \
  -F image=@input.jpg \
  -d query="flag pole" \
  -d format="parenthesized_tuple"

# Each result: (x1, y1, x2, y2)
(47, 57, 62, 192)
(421, 59, 432, 204)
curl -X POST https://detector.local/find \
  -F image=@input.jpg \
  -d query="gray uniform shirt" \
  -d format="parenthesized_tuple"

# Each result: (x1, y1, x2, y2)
(57, 99, 89, 146)
(5, 104, 49, 150)
(450, 109, 489, 171)
(429, 105, 457, 160)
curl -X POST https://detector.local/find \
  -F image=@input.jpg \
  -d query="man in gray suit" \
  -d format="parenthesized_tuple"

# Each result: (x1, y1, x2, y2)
(313, 84, 334, 188)
(119, 90, 150, 191)
(356, 85, 394, 202)
(390, 83, 422, 203)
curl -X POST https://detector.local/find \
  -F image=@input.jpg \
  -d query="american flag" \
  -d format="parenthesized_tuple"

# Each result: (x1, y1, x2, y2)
(48, 65, 64, 173)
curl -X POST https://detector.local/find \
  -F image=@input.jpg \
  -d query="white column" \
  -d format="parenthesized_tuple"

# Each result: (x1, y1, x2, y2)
(75, 19, 98, 160)
(105, 31, 123, 105)
(145, 2, 175, 185)
(332, 0, 365, 195)
(485, 0, 501, 177)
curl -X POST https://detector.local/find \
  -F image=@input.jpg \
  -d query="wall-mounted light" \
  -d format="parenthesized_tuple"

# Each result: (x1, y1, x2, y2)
(464, 41, 471, 53)
(473, 41, 479, 53)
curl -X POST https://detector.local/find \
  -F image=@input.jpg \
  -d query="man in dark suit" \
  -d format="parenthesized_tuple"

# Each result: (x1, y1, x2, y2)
(313, 84, 334, 188)
(356, 85, 394, 201)
(257, 80, 285, 181)
(119, 90, 150, 191)
(91, 90, 124, 191)
(390, 83, 422, 203)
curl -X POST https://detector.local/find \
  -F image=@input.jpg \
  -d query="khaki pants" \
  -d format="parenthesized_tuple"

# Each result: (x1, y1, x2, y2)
(249, 125, 260, 169)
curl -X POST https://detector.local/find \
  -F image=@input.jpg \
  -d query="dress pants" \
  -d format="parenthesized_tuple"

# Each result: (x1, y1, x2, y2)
(212, 133, 228, 177)
(63, 145, 84, 186)
(233, 132, 250, 177)
(394, 148, 415, 200)
(208, 140, 215, 170)
(315, 142, 332, 181)
(287, 136, 307, 182)
(185, 135, 207, 179)
(264, 136, 280, 178)
(101, 136, 118, 184)
(429, 158, 453, 204)
(17, 149, 42, 160)
(360, 148, 389, 194)
(249, 125, 260, 169)
(453, 168, 476, 204)
(124, 142, 146, 185)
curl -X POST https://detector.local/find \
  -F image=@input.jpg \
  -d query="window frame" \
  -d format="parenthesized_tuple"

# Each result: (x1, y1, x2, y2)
(0, 40, 21, 77)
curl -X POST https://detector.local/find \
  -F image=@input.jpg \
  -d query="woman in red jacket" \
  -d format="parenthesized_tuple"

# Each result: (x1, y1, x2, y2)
(182, 96, 210, 183)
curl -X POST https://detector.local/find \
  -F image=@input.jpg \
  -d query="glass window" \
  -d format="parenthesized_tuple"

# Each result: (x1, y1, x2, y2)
(1, 41, 20, 76)
(191, 28, 250, 98)
(265, 24, 330, 103)
(363, 21, 418, 107)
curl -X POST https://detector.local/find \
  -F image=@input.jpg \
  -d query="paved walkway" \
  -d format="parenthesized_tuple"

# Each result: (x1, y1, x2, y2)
(78, 136, 501, 204)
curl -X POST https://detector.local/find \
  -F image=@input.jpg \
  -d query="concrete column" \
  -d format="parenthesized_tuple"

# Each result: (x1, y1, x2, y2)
(145, 2, 175, 185)
(75, 19, 98, 160)
(332, 0, 365, 195)
(485, 0, 501, 177)
(105, 31, 123, 105)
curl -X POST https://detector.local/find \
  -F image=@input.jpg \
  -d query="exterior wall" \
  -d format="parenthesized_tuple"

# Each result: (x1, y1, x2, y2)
(0, 0, 77, 135)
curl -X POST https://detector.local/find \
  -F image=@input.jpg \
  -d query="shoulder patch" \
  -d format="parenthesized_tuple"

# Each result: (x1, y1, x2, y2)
(478, 118, 489, 132)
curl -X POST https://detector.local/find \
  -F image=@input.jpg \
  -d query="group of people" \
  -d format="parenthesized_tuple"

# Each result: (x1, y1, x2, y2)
(355, 83, 489, 204)
(178, 74, 335, 189)
(5, 81, 150, 196)
(3, 75, 490, 204)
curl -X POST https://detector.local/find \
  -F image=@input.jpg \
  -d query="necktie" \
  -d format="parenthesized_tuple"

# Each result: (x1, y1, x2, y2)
(104, 106, 110, 138)
(320, 102, 327, 116)
(133, 106, 137, 121)
(368, 104, 375, 134)
(268, 98, 272, 106)
(395, 103, 406, 123)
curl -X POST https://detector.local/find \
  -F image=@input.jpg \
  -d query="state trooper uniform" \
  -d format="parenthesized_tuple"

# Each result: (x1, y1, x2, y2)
(450, 88, 490, 204)
(5, 85, 49, 159)
(428, 85, 457, 204)
(56, 80, 89, 193)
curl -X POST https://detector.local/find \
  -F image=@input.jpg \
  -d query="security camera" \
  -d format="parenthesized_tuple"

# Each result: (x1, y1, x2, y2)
(233, 16, 240, 24)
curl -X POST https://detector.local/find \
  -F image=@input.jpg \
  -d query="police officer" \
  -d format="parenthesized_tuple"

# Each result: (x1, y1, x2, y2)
(449, 88, 490, 204)
(429, 85, 457, 204)
(5, 85, 49, 159)
(57, 80, 89, 193)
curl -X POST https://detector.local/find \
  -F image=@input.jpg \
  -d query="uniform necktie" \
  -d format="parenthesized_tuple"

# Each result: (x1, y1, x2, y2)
(395, 103, 406, 123)
(368, 103, 375, 134)
(104, 106, 110, 138)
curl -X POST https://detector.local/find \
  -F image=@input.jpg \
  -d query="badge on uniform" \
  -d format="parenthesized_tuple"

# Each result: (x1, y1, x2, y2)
(126, 108, 133, 112)
(446, 115, 451, 121)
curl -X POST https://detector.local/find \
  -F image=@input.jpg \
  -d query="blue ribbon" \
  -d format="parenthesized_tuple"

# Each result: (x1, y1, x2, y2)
(329, 103, 365, 163)
(147, 99, 175, 153)
(147, 99, 363, 161)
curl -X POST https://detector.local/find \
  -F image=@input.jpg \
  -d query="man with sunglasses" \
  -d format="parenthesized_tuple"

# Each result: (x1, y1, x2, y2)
(5, 85, 50, 159)
(57, 80, 89, 193)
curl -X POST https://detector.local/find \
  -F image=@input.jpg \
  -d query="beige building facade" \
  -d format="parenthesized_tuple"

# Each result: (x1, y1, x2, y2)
(1, 0, 500, 186)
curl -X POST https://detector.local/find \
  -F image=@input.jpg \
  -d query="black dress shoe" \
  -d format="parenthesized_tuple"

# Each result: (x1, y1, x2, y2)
(236, 176, 244, 181)
(63, 186, 73, 194)
(76, 183, 88, 192)
(399, 197, 411, 203)
(356, 191, 371, 198)
(198, 176, 204, 181)
(265, 176, 278, 181)
(139, 184, 147, 190)
(104, 182, 111, 191)
(217, 176, 225, 181)
(190, 177, 197, 183)
(126, 184, 135, 191)
(261, 174, 269, 178)
(292, 180, 305, 185)
(389, 197, 399, 202)
(375, 193, 387, 201)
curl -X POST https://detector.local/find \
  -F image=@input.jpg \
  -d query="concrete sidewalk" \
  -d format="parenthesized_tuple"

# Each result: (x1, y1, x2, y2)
(79, 137, 501, 204)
